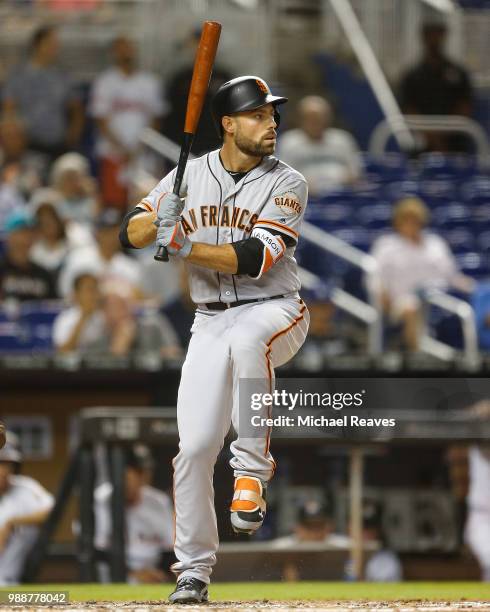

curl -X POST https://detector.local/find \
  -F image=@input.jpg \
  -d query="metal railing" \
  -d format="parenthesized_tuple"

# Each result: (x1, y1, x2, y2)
(138, 127, 480, 364)
(370, 114, 490, 165)
(300, 222, 383, 356)
(420, 289, 480, 368)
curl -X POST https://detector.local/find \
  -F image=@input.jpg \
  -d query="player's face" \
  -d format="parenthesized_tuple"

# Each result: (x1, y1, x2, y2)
(232, 104, 277, 157)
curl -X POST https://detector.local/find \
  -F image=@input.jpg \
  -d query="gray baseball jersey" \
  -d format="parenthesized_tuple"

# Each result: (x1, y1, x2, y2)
(137, 149, 308, 303)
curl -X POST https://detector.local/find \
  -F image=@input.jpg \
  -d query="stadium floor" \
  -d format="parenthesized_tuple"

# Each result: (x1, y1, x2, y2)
(1, 582, 489, 611)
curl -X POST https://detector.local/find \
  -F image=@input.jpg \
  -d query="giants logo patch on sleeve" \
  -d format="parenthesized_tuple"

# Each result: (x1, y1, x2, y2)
(250, 227, 286, 279)
(274, 191, 303, 216)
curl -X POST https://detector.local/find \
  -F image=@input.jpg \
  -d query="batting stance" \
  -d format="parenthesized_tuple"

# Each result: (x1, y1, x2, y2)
(120, 76, 310, 603)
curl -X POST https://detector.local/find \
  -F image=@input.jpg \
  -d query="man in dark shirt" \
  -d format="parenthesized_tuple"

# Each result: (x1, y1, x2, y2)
(1, 26, 84, 159)
(399, 21, 473, 152)
(163, 28, 231, 155)
(0, 210, 56, 302)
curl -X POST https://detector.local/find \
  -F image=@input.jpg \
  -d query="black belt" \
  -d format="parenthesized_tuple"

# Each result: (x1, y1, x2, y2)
(202, 294, 286, 311)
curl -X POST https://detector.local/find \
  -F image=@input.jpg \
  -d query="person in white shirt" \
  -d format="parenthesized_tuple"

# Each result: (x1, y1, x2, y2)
(370, 197, 473, 351)
(90, 36, 166, 209)
(465, 445, 490, 581)
(49, 153, 98, 226)
(0, 433, 54, 585)
(94, 444, 174, 583)
(277, 96, 361, 196)
(58, 209, 142, 298)
(54, 272, 180, 358)
(30, 187, 93, 274)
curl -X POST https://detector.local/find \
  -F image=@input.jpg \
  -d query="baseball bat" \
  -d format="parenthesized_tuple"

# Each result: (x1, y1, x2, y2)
(154, 20, 222, 262)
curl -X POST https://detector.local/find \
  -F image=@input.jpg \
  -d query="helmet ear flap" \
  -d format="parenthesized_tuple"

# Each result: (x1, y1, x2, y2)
(274, 108, 281, 128)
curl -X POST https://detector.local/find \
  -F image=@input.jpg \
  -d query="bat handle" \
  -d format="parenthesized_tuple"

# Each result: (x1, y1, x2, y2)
(154, 245, 169, 262)
(154, 133, 194, 263)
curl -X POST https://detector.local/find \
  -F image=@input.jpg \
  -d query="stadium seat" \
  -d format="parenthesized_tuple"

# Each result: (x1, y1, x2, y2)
(381, 180, 421, 203)
(357, 202, 392, 229)
(455, 252, 490, 280)
(331, 227, 372, 252)
(419, 153, 477, 181)
(431, 203, 471, 229)
(477, 230, 490, 253)
(444, 228, 476, 253)
(360, 153, 408, 184)
(305, 202, 354, 230)
(0, 322, 35, 353)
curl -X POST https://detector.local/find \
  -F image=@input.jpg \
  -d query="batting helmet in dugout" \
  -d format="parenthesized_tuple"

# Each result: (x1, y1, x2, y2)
(211, 75, 288, 135)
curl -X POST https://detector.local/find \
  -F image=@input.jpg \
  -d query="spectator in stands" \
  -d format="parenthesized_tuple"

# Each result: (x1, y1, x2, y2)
(0, 433, 54, 585)
(50, 153, 98, 226)
(94, 444, 174, 583)
(370, 197, 473, 351)
(0, 210, 56, 302)
(53, 273, 180, 358)
(399, 20, 473, 152)
(277, 96, 361, 196)
(90, 36, 166, 209)
(58, 209, 142, 297)
(0, 117, 45, 199)
(29, 188, 91, 276)
(164, 28, 231, 155)
(1, 25, 84, 158)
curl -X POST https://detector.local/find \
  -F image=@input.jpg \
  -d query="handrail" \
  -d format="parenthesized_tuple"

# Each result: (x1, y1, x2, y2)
(370, 115, 490, 165)
(298, 266, 380, 356)
(420, 288, 480, 367)
(329, 0, 415, 152)
(299, 224, 383, 355)
(139, 127, 195, 165)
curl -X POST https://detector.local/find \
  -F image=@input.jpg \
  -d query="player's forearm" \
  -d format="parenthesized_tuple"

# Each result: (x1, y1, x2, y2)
(187, 243, 238, 274)
(128, 211, 158, 248)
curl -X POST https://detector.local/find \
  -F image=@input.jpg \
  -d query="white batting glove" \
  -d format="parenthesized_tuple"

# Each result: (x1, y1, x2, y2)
(157, 192, 185, 226)
(156, 220, 192, 258)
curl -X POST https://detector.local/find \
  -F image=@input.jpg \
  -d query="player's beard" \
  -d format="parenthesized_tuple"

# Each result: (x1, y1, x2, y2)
(235, 128, 275, 157)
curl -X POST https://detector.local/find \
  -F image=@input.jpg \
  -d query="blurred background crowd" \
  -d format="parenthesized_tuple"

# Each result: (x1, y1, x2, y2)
(1, 0, 490, 364)
(0, 0, 490, 588)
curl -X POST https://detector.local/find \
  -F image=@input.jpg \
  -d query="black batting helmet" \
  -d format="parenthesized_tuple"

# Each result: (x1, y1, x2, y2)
(211, 75, 288, 136)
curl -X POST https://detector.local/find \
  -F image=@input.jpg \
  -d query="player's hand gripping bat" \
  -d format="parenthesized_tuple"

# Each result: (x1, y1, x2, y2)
(154, 20, 222, 261)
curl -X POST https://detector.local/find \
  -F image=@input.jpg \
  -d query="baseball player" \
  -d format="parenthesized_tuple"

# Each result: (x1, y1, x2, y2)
(120, 76, 310, 603)
(0, 433, 54, 585)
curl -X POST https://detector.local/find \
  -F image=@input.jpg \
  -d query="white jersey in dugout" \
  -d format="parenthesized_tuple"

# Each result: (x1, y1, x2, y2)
(138, 149, 308, 303)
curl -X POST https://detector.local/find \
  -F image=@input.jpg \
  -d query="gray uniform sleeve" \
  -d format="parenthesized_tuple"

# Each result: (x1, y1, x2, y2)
(252, 173, 308, 244)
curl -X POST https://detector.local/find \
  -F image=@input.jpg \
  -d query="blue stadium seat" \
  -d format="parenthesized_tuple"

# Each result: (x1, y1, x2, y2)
(357, 202, 392, 229)
(472, 203, 490, 224)
(331, 227, 372, 251)
(381, 180, 421, 203)
(305, 202, 354, 230)
(0, 322, 36, 353)
(431, 203, 471, 229)
(477, 230, 490, 253)
(455, 252, 490, 280)
(444, 228, 476, 253)
(361, 153, 408, 184)
(460, 176, 490, 206)
(419, 153, 478, 181)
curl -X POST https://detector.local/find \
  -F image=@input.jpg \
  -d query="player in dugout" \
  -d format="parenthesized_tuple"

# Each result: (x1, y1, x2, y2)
(0, 432, 54, 585)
